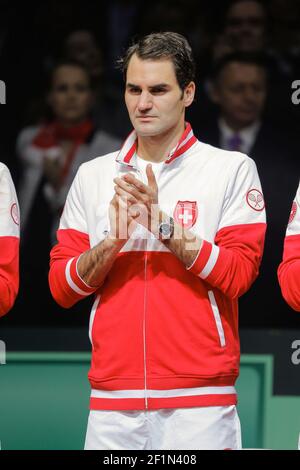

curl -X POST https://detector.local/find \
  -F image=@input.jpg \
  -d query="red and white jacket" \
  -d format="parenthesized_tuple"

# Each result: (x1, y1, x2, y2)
(278, 181, 300, 311)
(0, 163, 20, 317)
(49, 124, 266, 411)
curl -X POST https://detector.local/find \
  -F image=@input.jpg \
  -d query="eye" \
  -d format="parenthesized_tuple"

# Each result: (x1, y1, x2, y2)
(151, 88, 167, 95)
(128, 87, 141, 94)
(75, 84, 89, 93)
(55, 84, 69, 93)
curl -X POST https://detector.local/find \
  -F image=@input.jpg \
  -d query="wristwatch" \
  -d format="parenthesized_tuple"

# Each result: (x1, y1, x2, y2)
(158, 217, 174, 240)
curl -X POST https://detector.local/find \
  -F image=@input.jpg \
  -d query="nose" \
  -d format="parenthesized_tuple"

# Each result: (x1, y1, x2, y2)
(244, 87, 257, 104)
(137, 91, 153, 112)
(66, 87, 77, 100)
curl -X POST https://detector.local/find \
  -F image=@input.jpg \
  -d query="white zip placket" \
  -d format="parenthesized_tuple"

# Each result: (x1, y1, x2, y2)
(118, 161, 150, 409)
(135, 164, 150, 409)
(133, 162, 165, 410)
(116, 122, 196, 410)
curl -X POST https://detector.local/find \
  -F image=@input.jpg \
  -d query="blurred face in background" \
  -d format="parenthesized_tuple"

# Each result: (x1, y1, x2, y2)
(48, 65, 93, 125)
(225, 1, 266, 52)
(125, 53, 195, 138)
(212, 62, 267, 130)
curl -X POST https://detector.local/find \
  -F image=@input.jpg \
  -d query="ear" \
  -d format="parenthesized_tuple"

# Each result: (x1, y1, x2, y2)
(183, 81, 196, 108)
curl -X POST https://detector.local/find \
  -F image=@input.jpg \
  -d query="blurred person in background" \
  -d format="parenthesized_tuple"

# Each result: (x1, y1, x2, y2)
(18, 59, 121, 241)
(64, 29, 131, 138)
(200, 52, 267, 154)
(269, 0, 300, 76)
(267, 0, 300, 125)
(218, 0, 266, 56)
(16, 59, 121, 324)
(194, 51, 298, 327)
(209, 0, 299, 127)
(189, 0, 269, 129)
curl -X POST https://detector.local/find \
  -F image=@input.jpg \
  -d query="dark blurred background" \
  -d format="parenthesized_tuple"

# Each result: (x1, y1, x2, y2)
(0, 0, 299, 337)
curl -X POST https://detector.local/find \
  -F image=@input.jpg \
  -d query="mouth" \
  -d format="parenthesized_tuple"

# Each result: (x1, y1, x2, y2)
(136, 116, 157, 120)
(240, 109, 256, 114)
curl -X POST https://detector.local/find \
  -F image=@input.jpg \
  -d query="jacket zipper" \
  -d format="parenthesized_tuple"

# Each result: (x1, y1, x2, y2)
(135, 164, 165, 410)
(143, 251, 148, 409)
(135, 166, 149, 409)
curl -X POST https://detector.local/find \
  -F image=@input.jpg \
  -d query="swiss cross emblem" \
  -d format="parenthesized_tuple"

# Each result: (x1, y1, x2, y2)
(289, 201, 297, 225)
(246, 189, 265, 212)
(173, 201, 198, 228)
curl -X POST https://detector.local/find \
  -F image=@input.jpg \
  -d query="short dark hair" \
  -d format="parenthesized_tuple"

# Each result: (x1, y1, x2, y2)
(48, 59, 92, 90)
(212, 51, 268, 82)
(226, 0, 266, 16)
(117, 32, 196, 91)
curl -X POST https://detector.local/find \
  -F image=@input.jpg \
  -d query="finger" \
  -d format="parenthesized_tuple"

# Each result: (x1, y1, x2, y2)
(114, 184, 138, 204)
(116, 195, 130, 213)
(121, 174, 148, 194)
(114, 176, 144, 199)
(110, 192, 118, 206)
(146, 164, 157, 189)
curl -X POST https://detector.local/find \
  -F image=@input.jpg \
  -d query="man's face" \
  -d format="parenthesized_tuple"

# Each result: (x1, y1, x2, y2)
(48, 65, 93, 124)
(213, 62, 267, 128)
(125, 54, 194, 137)
(225, 1, 266, 51)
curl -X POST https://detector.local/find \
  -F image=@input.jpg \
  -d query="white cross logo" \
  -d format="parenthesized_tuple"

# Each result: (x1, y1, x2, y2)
(178, 209, 193, 225)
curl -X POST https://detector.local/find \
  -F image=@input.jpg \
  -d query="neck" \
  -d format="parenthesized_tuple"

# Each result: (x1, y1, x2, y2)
(136, 119, 185, 163)
(57, 117, 88, 128)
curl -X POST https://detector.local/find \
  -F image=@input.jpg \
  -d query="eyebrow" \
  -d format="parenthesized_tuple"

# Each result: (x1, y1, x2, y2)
(126, 83, 170, 90)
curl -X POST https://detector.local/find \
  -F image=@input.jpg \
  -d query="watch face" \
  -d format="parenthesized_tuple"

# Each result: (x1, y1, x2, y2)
(160, 223, 172, 237)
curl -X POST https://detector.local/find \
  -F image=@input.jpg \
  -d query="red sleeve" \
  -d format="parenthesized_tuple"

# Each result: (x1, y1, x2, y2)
(49, 228, 98, 308)
(187, 223, 266, 299)
(278, 235, 300, 312)
(49, 165, 100, 309)
(0, 237, 19, 317)
(186, 156, 266, 299)
(278, 184, 300, 311)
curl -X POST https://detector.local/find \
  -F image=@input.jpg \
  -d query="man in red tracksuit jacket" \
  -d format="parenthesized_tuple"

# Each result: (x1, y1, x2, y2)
(278, 181, 300, 311)
(49, 32, 266, 450)
(0, 163, 19, 316)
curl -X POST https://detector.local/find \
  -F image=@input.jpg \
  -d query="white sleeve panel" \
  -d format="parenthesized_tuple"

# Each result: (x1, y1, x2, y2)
(218, 155, 266, 231)
(58, 165, 87, 234)
(0, 164, 20, 237)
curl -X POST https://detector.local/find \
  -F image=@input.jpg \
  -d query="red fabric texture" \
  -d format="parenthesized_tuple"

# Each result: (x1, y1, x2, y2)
(32, 119, 93, 185)
(278, 234, 300, 311)
(0, 236, 19, 317)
